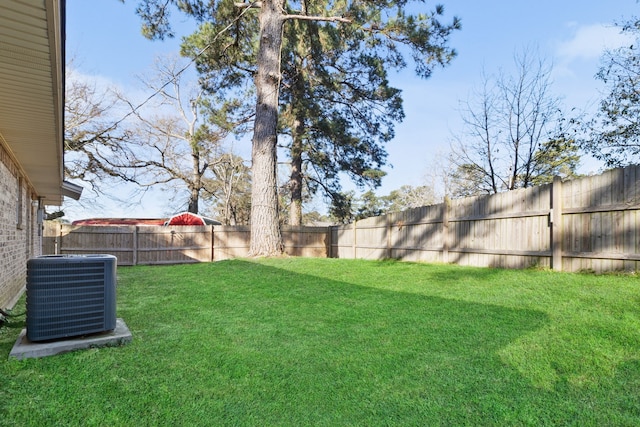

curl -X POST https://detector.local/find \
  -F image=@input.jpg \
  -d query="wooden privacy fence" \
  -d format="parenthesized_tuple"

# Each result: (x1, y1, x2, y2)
(331, 165, 640, 273)
(43, 224, 330, 266)
(45, 165, 640, 273)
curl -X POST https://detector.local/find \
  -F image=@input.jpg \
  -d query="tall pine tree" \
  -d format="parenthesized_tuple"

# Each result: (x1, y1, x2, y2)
(133, 0, 460, 253)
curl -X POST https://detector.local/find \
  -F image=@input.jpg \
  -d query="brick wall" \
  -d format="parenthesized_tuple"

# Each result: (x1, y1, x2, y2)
(0, 142, 40, 309)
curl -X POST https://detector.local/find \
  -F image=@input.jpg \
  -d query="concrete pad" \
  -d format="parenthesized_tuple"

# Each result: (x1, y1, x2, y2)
(9, 318, 132, 360)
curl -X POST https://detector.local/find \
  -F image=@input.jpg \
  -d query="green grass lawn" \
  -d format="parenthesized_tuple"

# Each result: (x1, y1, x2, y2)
(1, 258, 639, 426)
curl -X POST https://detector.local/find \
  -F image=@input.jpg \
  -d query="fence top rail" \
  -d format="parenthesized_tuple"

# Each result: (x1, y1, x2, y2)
(563, 202, 640, 215)
(449, 209, 550, 222)
(282, 226, 331, 232)
(138, 226, 214, 234)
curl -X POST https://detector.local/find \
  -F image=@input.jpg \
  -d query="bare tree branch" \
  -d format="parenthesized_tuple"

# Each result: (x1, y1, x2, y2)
(283, 14, 351, 23)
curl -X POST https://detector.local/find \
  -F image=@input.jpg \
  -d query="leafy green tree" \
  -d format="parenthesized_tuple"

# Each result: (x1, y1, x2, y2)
(131, 0, 460, 255)
(327, 189, 383, 223)
(581, 18, 640, 167)
(328, 190, 356, 224)
(328, 184, 438, 223)
(529, 138, 581, 186)
(302, 210, 332, 225)
(355, 190, 386, 220)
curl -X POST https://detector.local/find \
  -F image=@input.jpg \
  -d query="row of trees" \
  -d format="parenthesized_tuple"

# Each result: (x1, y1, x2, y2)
(65, 2, 640, 256)
(331, 185, 438, 223)
(65, 53, 441, 225)
(65, 0, 461, 254)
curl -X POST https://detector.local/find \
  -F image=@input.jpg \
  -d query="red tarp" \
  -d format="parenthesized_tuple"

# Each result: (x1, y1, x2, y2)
(165, 212, 206, 226)
(72, 212, 219, 227)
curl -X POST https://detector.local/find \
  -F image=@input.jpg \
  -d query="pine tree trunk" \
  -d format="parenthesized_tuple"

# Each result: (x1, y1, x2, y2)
(288, 51, 306, 227)
(249, 0, 285, 256)
(289, 120, 304, 226)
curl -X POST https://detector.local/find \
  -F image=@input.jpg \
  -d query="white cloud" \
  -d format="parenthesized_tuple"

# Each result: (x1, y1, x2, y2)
(556, 23, 634, 63)
(552, 23, 636, 81)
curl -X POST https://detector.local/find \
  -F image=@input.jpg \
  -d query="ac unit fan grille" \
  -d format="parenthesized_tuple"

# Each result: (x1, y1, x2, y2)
(26, 255, 117, 342)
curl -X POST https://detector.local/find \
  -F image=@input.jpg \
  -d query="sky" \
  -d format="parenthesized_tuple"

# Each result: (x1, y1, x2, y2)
(63, 0, 638, 221)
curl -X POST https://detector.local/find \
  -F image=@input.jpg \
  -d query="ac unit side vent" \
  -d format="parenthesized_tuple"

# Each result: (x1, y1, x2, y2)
(26, 255, 117, 342)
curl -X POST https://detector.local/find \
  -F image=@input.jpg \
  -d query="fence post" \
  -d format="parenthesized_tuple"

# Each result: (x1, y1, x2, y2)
(133, 226, 138, 266)
(55, 222, 61, 254)
(551, 176, 563, 271)
(386, 215, 392, 259)
(442, 196, 450, 264)
(211, 225, 216, 262)
(353, 220, 357, 259)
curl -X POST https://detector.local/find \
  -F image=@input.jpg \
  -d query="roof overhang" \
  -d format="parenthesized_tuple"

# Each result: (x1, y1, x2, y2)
(0, 0, 67, 205)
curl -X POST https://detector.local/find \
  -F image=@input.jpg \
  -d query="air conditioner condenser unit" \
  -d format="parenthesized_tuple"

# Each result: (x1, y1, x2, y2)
(26, 254, 117, 342)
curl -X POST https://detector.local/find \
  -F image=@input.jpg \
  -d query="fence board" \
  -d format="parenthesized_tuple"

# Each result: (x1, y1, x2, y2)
(330, 225, 354, 259)
(283, 226, 329, 258)
(44, 224, 329, 265)
(42, 165, 640, 273)
(136, 226, 213, 264)
(333, 165, 640, 272)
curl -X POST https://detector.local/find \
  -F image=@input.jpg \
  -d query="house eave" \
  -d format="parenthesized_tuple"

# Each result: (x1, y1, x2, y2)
(0, 0, 68, 205)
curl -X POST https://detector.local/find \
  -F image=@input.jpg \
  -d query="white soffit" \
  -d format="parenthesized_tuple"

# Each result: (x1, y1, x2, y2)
(0, 0, 64, 205)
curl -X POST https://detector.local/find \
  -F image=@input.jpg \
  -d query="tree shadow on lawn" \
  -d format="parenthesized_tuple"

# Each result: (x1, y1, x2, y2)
(186, 260, 636, 426)
(2, 260, 638, 426)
